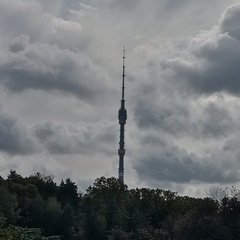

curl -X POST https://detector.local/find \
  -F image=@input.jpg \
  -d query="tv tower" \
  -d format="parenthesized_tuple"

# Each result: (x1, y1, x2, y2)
(118, 47, 127, 183)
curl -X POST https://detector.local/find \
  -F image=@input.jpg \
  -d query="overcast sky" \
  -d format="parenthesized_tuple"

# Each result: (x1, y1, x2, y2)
(1, 0, 240, 196)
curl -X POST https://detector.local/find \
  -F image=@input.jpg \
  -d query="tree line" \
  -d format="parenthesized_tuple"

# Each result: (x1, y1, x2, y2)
(0, 170, 240, 239)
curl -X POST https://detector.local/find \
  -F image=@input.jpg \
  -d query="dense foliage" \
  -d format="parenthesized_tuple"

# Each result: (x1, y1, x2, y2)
(0, 171, 240, 239)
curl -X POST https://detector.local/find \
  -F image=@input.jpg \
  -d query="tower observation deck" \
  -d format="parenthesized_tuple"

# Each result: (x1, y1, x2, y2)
(118, 47, 127, 183)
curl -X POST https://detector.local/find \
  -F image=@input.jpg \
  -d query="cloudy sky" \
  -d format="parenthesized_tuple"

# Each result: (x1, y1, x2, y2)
(1, 0, 240, 196)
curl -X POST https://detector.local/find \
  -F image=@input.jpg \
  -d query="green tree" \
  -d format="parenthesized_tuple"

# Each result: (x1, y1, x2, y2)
(0, 187, 20, 224)
(58, 178, 79, 210)
(87, 177, 128, 230)
(44, 197, 63, 236)
(220, 193, 240, 239)
(7, 170, 23, 184)
(28, 195, 45, 228)
(59, 203, 75, 239)
(27, 173, 58, 200)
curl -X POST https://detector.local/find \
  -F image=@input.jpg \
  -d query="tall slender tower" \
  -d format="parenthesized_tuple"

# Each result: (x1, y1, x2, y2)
(118, 47, 127, 183)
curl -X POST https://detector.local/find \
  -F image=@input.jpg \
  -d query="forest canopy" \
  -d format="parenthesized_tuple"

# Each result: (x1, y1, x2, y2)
(0, 171, 239, 240)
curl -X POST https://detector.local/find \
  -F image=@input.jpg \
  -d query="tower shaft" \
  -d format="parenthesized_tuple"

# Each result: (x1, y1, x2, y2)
(118, 48, 127, 183)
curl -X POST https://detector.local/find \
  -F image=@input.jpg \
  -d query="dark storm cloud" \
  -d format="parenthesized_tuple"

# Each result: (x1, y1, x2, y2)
(133, 85, 189, 135)
(1, 0, 240, 194)
(33, 121, 117, 155)
(164, 34, 240, 94)
(0, 41, 111, 101)
(133, 82, 234, 139)
(134, 140, 240, 184)
(0, 111, 39, 155)
(161, 4, 240, 96)
(0, 110, 117, 156)
(197, 102, 234, 138)
(9, 35, 30, 53)
(0, 0, 113, 102)
(129, 3, 240, 188)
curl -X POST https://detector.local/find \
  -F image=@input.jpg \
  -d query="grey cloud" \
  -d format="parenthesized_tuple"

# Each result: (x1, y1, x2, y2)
(197, 102, 234, 138)
(162, 0, 192, 12)
(223, 133, 240, 155)
(134, 141, 240, 184)
(33, 121, 117, 155)
(132, 64, 235, 138)
(1, 0, 240, 194)
(0, 111, 40, 155)
(0, 0, 88, 51)
(131, 68, 238, 142)
(219, 4, 240, 41)
(0, 0, 50, 41)
(160, 4, 240, 96)
(0, 42, 111, 102)
(134, 90, 188, 135)
(134, 93, 235, 139)
(108, 0, 140, 10)
(9, 35, 30, 53)
(164, 33, 240, 95)
(0, 110, 117, 156)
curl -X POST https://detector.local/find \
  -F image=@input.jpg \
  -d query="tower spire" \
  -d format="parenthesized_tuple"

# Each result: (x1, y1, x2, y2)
(122, 46, 125, 101)
(118, 47, 127, 183)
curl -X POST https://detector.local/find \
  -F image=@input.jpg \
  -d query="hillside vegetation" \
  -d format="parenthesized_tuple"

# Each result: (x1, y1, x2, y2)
(0, 171, 239, 240)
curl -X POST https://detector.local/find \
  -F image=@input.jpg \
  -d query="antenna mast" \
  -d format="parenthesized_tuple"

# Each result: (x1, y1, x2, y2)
(118, 47, 127, 183)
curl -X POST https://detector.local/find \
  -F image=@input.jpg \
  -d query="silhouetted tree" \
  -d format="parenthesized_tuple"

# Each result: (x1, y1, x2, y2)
(2, 172, 240, 240)
(58, 178, 79, 210)
(0, 187, 20, 224)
